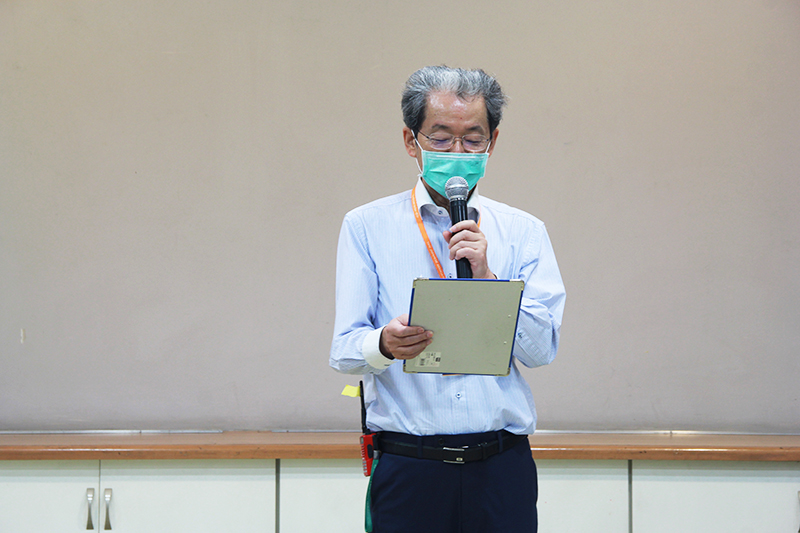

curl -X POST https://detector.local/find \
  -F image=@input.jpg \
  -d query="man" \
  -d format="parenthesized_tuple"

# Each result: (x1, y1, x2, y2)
(330, 66, 565, 533)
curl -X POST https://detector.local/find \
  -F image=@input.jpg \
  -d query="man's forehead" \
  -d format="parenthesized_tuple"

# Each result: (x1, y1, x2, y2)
(424, 91, 489, 128)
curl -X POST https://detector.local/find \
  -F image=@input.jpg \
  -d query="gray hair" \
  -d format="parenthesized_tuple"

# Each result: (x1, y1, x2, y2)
(401, 66, 508, 134)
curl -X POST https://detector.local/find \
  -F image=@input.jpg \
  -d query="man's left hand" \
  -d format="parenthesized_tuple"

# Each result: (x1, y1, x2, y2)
(443, 220, 496, 280)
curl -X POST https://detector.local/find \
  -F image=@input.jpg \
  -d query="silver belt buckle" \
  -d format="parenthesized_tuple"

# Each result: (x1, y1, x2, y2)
(442, 446, 467, 464)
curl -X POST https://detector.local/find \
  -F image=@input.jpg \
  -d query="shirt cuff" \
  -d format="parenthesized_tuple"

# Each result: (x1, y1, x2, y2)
(362, 327, 395, 369)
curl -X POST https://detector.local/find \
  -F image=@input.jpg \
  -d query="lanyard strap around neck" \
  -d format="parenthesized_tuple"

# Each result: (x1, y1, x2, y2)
(411, 188, 481, 279)
(411, 188, 446, 279)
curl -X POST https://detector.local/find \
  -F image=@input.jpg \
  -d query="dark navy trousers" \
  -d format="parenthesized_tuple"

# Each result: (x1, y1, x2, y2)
(368, 434, 538, 533)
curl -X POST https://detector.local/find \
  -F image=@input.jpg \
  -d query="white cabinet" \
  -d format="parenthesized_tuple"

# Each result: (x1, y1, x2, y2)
(632, 460, 800, 533)
(4, 456, 800, 532)
(0, 460, 99, 532)
(99, 460, 275, 532)
(279, 459, 369, 533)
(537, 459, 629, 532)
(0, 459, 275, 533)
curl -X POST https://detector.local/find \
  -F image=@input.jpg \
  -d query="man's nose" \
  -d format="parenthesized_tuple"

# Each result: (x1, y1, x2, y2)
(450, 138, 467, 153)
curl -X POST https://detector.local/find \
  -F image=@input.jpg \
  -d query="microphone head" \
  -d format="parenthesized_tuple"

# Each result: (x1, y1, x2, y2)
(445, 176, 469, 202)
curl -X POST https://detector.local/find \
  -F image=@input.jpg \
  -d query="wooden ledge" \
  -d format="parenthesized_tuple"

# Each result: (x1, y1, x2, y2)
(528, 432, 800, 462)
(1, 431, 799, 461)
(0, 432, 359, 461)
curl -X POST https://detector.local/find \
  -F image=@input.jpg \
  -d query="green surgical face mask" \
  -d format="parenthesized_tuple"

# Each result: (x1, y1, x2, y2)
(416, 140, 490, 197)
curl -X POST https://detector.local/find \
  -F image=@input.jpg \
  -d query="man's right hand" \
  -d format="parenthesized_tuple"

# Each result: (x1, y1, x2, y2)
(379, 314, 433, 360)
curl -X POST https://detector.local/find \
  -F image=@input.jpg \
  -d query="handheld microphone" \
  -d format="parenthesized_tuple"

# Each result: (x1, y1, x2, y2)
(445, 176, 472, 279)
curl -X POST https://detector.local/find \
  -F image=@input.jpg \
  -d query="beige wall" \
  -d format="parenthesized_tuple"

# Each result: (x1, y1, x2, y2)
(1, 1, 799, 432)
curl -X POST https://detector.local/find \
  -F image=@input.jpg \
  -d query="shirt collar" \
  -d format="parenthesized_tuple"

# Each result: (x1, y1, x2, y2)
(413, 178, 481, 222)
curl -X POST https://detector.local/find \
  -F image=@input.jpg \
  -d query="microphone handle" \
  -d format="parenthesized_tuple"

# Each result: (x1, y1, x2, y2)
(448, 198, 473, 279)
(456, 257, 472, 279)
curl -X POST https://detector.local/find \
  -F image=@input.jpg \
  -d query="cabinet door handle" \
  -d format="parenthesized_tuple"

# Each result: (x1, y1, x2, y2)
(103, 488, 113, 530)
(86, 488, 95, 530)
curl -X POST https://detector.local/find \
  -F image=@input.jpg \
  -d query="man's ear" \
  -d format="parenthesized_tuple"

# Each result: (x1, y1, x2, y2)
(403, 127, 418, 158)
(487, 129, 499, 157)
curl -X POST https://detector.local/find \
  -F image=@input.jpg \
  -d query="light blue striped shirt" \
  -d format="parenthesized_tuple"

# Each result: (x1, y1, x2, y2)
(330, 179, 566, 435)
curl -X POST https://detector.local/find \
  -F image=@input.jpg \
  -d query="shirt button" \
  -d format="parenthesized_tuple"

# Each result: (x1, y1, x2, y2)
(455, 393, 462, 399)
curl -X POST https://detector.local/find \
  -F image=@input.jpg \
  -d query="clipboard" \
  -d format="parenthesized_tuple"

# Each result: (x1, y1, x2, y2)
(403, 277, 525, 376)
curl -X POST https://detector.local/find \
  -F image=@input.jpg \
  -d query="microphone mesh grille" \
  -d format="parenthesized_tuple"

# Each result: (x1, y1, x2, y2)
(445, 176, 469, 201)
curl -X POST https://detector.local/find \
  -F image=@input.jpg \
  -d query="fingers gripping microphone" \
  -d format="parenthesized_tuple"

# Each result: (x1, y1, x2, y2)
(445, 176, 472, 279)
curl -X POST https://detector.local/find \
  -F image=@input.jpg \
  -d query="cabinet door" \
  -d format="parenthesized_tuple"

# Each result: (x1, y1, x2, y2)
(537, 459, 630, 532)
(280, 459, 369, 533)
(0, 460, 100, 532)
(632, 460, 800, 533)
(99, 459, 275, 533)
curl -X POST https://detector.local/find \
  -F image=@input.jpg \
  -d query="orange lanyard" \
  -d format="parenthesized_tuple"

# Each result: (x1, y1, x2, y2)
(411, 188, 446, 278)
(411, 188, 479, 279)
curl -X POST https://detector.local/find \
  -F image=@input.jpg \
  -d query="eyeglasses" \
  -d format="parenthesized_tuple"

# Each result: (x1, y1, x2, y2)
(416, 131, 491, 153)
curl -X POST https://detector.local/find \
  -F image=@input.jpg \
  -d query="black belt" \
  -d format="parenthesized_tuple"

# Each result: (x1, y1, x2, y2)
(376, 430, 527, 464)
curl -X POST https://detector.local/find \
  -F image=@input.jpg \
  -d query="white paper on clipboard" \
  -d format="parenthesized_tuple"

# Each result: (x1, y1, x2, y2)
(403, 277, 524, 376)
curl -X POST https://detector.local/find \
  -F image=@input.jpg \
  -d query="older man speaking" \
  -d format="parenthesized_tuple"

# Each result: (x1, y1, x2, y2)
(331, 65, 566, 533)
